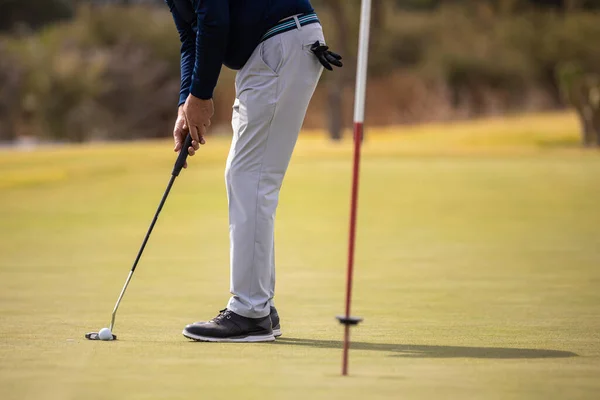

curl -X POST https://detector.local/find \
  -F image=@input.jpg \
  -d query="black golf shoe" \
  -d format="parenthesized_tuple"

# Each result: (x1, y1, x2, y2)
(270, 306, 282, 338)
(183, 309, 275, 342)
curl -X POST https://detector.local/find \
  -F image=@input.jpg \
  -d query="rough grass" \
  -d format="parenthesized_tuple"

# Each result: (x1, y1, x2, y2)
(1, 112, 599, 400)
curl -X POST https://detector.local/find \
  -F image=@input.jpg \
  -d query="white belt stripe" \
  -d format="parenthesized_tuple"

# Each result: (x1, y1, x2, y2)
(262, 14, 319, 40)
(265, 15, 317, 35)
(263, 17, 315, 37)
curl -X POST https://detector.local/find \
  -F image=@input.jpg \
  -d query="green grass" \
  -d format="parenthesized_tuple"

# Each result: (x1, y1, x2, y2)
(1, 112, 600, 399)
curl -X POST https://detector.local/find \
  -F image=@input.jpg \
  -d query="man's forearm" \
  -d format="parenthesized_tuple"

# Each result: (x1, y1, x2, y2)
(179, 35, 196, 106)
(167, 0, 197, 106)
(189, 0, 230, 100)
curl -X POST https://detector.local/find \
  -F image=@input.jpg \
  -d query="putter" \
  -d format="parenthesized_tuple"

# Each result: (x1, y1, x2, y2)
(86, 135, 194, 340)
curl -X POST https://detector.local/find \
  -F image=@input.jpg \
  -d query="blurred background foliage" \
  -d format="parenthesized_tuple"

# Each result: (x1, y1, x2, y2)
(0, 0, 599, 145)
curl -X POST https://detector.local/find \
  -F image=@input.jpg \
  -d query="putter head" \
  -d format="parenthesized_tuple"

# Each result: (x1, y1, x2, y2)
(85, 332, 118, 340)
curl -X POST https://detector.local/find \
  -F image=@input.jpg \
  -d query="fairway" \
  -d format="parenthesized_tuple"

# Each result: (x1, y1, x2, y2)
(1, 113, 600, 399)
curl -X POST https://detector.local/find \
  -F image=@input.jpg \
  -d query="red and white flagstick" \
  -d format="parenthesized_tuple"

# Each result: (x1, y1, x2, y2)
(337, 0, 372, 377)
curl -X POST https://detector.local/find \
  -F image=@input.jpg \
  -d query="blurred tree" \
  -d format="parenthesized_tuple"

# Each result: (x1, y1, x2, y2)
(0, 45, 21, 141)
(565, 0, 600, 10)
(392, 0, 600, 12)
(372, 0, 384, 45)
(319, 0, 352, 140)
(529, 0, 600, 10)
(2, 1, 600, 142)
(313, 0, 386, 140)
(557, 64, 600, 147)
(394, 0, 440, 10)
(493, 0, 527, 13)
(529, 0, 563, 8)
(84, 0, 163, 4)
(0, 0, 73, 32)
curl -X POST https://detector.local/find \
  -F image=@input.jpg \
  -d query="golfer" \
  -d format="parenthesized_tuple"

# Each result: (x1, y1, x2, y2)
(165, 0, 342, 342)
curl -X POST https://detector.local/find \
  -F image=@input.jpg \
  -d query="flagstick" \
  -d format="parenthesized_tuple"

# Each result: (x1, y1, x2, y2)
(337, 0, 372, 377)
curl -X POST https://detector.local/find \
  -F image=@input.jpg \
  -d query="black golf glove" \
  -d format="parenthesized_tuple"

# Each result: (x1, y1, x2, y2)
(310, 41, 343, 71)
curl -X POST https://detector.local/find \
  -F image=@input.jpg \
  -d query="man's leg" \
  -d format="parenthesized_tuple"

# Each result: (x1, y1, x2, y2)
(227, 101, 280, 335)
(226, 24, 324, 319)
(183, 24, 324, 341)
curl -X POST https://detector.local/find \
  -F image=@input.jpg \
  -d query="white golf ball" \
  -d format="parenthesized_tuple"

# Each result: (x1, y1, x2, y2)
(98, 328, 113, 341)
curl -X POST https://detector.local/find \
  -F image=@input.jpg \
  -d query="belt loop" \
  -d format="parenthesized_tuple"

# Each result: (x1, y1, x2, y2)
(293, 15, 302, 30)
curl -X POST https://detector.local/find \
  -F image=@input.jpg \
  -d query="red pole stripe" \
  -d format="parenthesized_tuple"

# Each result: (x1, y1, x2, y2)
(341, 121, 364, 376)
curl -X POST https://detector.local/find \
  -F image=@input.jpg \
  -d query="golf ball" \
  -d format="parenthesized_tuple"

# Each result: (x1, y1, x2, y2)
(98, 327, 113, 341)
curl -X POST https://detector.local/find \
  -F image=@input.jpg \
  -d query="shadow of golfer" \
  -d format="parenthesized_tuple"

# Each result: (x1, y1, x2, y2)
(273, 338, 577, 359)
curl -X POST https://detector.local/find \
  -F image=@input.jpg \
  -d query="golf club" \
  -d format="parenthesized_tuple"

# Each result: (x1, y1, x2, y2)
(86, 134, 194, 341)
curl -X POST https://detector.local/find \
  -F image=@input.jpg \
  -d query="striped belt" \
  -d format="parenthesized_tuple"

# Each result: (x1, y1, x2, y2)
(261, 13, 320, 42)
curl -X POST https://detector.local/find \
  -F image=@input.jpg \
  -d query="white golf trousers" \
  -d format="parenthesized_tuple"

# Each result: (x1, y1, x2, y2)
(226, 23, 324, 318)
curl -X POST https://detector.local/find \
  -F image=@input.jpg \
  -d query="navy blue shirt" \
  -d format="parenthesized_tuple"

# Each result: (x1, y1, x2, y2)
(165, 0, 315, 105)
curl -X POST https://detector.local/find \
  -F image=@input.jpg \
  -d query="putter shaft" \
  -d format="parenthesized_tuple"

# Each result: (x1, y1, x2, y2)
(88, 135, 192, 340)
(110, 270, 134, 332)
(108, 173, 177, 333)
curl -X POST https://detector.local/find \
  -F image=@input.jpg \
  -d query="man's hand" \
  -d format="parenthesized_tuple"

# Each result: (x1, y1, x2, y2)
(173, 105, 201, 168)
(182, 94, 213, 151)
(310, 41, 343, 71)
(173, 105, 200, 168)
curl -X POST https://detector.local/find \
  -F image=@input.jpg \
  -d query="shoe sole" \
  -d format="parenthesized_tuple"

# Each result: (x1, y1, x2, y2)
(273, 328, 282, 338)
(183, 330, 275, 343)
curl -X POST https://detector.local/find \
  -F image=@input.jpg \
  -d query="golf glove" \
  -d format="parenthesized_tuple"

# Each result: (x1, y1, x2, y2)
(310, 41, 343, 71)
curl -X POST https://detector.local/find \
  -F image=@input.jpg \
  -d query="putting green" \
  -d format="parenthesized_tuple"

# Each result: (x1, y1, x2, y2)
(1, 113, 599, 399)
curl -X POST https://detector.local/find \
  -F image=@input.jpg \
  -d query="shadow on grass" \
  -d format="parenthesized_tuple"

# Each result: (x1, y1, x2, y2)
(273, 338, 577, 359)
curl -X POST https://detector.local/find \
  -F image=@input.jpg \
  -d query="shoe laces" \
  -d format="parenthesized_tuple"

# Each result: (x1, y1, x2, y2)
(211, 309, 233, 324)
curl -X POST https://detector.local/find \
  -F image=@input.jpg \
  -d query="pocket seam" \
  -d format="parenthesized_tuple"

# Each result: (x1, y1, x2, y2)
(260, 36, 283, 76)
